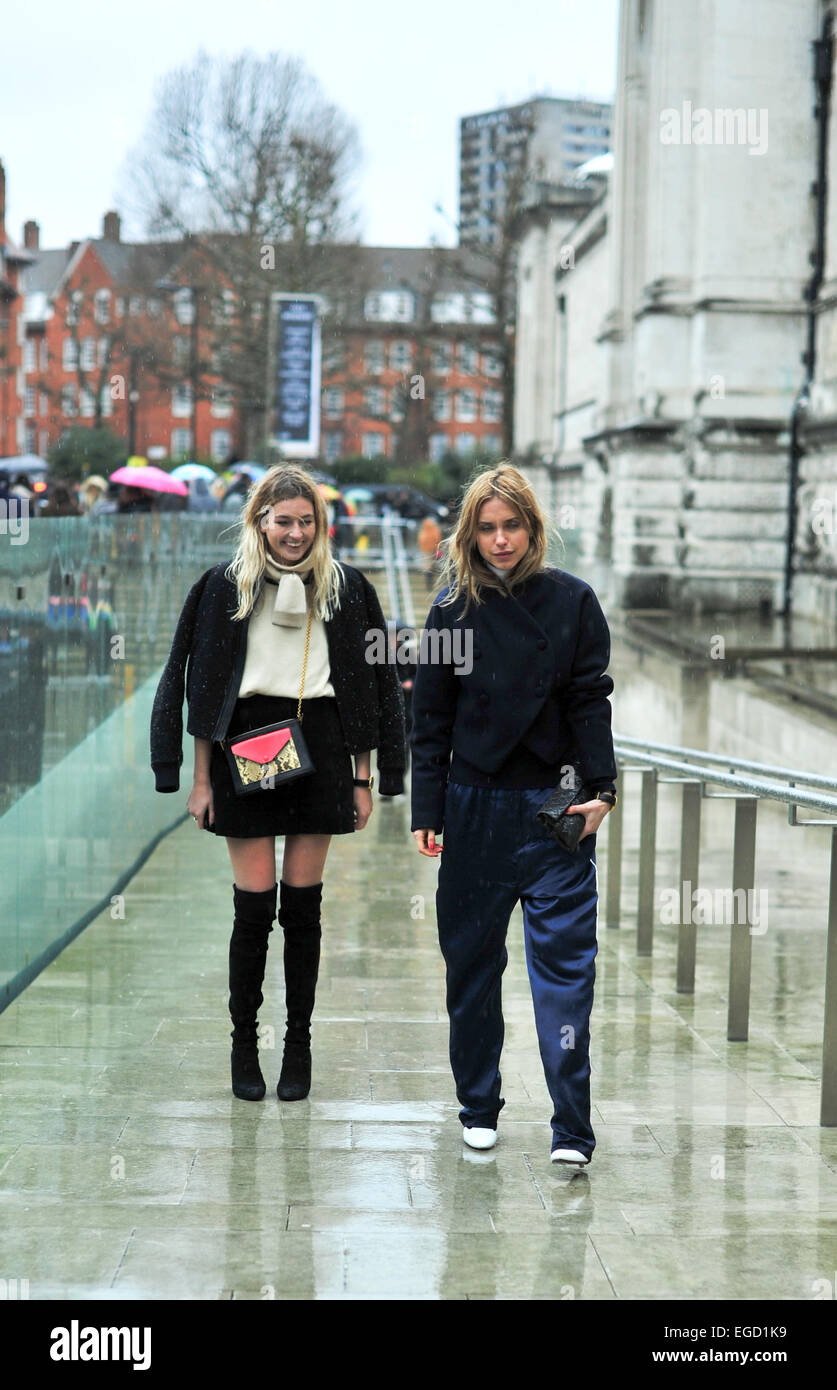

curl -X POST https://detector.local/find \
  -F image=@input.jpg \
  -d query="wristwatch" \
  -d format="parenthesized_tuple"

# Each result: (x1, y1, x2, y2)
(596, 789, 617, 808)
(353, 776, 374, 790)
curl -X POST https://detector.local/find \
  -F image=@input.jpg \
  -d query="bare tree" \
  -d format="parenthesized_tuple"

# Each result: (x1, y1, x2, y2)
(120, 49, 363, 456)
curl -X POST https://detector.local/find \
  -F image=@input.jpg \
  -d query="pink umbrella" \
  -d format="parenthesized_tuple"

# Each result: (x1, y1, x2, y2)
(110, 465, 189, 496)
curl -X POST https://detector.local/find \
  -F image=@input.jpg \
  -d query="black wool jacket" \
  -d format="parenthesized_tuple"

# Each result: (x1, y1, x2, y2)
(150, 560, 406, 796)
(410, 566, 617, 832)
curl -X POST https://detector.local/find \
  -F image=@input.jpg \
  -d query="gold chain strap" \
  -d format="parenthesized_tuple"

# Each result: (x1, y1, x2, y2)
(297, 602, 314, 723)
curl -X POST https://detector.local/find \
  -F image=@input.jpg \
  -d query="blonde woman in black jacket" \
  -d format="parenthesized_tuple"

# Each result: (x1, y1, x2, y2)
(411, 465, 616, 1165)
(150, 465, 406, 1103)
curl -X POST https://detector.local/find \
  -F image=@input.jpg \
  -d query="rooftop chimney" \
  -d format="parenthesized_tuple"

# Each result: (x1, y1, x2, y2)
(102, 210, 121, 242)
(23, 220, 39, 250)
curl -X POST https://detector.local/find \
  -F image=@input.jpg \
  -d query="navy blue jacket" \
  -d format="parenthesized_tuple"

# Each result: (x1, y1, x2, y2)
(410, 567, 616, 832)
(150, 560, 406, 796)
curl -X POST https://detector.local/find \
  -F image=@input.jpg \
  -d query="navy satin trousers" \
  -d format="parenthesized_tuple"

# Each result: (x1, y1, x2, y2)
(436, 782, 599, 1157)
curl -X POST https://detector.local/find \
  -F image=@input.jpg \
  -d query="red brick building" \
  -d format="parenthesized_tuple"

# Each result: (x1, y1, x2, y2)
(319, 246, 505, 465)
(21, 215, 237, 463)
(17, 209, 506, 469)
(0, 159, 34, 457)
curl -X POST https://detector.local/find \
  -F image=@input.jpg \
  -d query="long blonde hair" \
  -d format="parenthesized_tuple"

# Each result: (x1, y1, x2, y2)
(438, 462, 553, 611)
(224, 464, 344, 622)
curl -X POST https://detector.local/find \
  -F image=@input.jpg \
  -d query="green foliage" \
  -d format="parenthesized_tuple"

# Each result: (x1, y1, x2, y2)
(47, 427, 128, 483)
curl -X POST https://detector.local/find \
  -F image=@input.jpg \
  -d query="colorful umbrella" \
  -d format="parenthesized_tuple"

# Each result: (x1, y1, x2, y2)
(229, 462, 266, 480)
(171, 463, 217, 482)
(109, 465, 188, 496)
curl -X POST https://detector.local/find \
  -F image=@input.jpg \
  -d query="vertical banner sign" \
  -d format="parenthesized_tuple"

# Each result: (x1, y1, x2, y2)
(272, 295, 322, 458)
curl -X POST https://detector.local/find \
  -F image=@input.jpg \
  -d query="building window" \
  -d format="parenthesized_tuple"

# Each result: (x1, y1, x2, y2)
(481, 389, 503, 422)
(129, 295, 143, 316)
(389, 340, 412, 371)
(66, 290, 82, 326)
(431, 343, 452, 374)
(114, 296, 125, 319)
(171, 428, 192, 457)
(24, 385, 36, 415)
(363, 290, 415, 322)
(61, 384, 77, 417)
(323, 387, 345, 418)
(323, 338, 347, 373)
(39, 429, 49, 455)
(481, 433, 503, 455)
(364, 386, 387, 417)
(455, 432, 476, 454)
(39, 391, 48, 414)
(210, 429, 232, 462)
(482, 345, 503, 377)
(172, 382, 193, 417)
(429, 433, 449, 462)
(63, 337, 79, 371)
(361, 432, 386, 458)
(431, 293, 466, 323)
(457, 343, 480, 375)
(23, 340, 36, 372)
(146, 297, 161, 318)
(210, 386, 233, 418)
(364, 340, 385, 374)
(80, 386, 96, 418)
(323, 431, 343, 463)
(389, 387, 405, 423)
(100, 386, 113, 418)
(173, 336, 190, 369)
(80, 336, 96, 370)
(211, 290, 235, 325)
(432, 390, 451, 422)
(39, 340, 48, 370)
(464, 292, 494, 323)
(25, 423, 37, 453)
(97, 338, 109, 367)
(173, 288, 194, 325)
(455, 389, 478, 422)
(94, 289, 111, 324)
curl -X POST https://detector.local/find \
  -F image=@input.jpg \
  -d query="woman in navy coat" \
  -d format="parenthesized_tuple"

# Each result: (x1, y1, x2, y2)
(410, 464, 617, 1165)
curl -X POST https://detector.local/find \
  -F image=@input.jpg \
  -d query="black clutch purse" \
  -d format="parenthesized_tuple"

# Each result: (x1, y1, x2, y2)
(221, 606, 316, 796)
(536, 765, 594, 853)
(223, 717, 314, 794)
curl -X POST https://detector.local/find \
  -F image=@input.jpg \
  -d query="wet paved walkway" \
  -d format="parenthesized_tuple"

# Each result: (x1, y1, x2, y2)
(3, 631, 837, 1299)
(3, 772, 837, 1301)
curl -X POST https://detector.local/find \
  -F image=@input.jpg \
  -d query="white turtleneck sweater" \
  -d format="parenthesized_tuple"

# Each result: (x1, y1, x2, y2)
(238, 555, 335, 701)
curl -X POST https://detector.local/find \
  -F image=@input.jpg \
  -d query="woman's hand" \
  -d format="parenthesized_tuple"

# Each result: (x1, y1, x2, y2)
(186, 780, 214, 830)
(567, 798, 612, 841)
(353, 786, 373, 831)
(413, 829, 442, 858)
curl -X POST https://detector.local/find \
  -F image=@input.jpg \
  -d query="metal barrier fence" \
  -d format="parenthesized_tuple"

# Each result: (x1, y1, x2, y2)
(606, 735, 837, 1126)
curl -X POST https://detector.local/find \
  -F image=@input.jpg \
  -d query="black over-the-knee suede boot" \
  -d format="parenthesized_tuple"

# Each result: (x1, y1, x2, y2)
(276, 880, 322, 1101)
(229, 881, 277, 1101)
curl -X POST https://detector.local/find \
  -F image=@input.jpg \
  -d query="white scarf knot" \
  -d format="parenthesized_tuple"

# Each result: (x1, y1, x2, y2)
(263, 550, 314, 628)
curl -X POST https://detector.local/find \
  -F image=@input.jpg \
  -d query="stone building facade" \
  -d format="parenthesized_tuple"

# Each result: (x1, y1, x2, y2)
(514, 0, 837, 622)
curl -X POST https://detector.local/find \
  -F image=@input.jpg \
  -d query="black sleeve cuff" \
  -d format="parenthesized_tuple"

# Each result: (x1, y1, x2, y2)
(153, 762, 181, 793)
(377, 768, 404, 798)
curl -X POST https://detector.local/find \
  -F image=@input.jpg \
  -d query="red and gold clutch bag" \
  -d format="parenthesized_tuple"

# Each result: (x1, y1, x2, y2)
(223, 718, 314, 794)
(221, 600, 316, 795)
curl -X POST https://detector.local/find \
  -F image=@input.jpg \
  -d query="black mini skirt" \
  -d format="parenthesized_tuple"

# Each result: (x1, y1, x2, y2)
(208, 694, 356, 838)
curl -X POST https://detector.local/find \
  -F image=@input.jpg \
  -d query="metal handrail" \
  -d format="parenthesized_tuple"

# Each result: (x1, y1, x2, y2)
(603, 736, 837, 1127)
(614, 734, 837, 793)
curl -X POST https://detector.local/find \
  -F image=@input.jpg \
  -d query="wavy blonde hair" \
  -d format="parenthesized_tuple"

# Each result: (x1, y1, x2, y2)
(438, 462, 556, 611)
(224, 464, 344, 622)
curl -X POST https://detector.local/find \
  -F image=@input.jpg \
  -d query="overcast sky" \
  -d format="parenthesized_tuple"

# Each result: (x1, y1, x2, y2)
(3, 0, 618, 251)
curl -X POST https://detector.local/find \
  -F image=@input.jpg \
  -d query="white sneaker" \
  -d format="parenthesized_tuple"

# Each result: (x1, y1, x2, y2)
(550, 1147, 590, 1165)
(462, 1126, 497, 1150)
